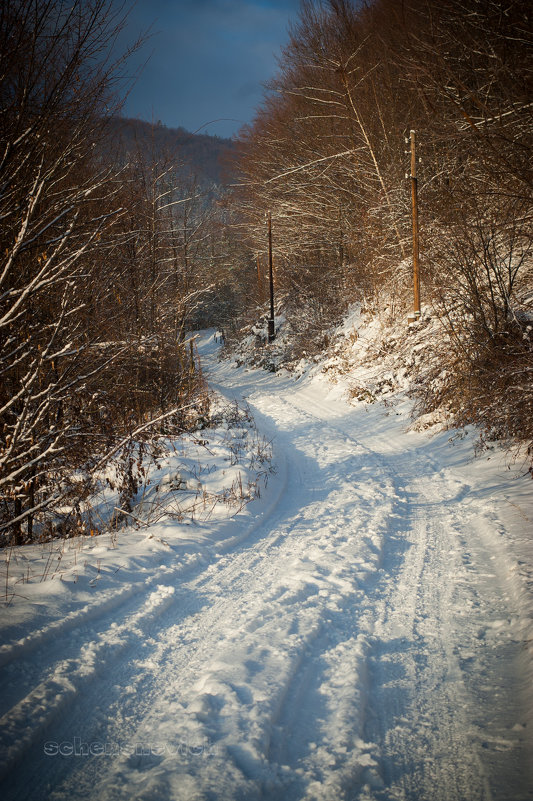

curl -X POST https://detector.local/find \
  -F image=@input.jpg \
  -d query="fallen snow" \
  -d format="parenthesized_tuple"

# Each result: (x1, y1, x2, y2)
(0, 329, 531, 801)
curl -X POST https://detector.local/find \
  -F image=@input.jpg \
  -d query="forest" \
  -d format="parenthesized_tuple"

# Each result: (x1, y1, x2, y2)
(1, 0, 532, 544)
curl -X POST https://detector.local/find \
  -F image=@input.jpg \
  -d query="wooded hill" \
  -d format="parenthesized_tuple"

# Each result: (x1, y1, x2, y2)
(107, 117, 233, 186)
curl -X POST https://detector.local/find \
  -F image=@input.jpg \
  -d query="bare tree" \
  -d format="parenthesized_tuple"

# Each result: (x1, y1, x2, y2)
(229, 0, 532, 450)
(0, 0, 143, 541)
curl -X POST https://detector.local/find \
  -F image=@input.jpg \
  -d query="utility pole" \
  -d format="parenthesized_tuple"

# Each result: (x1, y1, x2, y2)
(267, 211, 275, 342)
(409, 129, 421, 322)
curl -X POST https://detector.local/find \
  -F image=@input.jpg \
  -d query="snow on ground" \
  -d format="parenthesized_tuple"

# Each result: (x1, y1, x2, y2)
(0, 328, 532, 801)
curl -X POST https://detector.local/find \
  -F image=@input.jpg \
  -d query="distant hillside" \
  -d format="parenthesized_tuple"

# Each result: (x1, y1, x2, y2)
(107, 117, 235, 186)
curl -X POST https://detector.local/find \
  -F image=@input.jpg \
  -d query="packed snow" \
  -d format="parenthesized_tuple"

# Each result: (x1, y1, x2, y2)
(0, 327, 532, 801)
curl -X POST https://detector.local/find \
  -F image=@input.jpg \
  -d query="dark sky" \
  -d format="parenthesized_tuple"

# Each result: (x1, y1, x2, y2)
(119, 0, 302, 139)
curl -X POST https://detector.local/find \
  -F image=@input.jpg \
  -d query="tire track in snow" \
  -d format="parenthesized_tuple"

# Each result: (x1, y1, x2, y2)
(0, 442, 291, 797)
(23, 394, 395, 801)
(238, 392, 402, 799)
(0, 584, 176, 785)
(266, 388, 531, 800)
(361, 469, 489, 800)
(0, 432, 303, 799)
(360, 459, 531, 801)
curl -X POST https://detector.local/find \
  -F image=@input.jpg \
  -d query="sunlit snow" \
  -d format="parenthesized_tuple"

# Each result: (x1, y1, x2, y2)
(0, 329, 531, 801)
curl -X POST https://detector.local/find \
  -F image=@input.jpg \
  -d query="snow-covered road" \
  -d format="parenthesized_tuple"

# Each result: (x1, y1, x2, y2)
(1, 331, 532, 800)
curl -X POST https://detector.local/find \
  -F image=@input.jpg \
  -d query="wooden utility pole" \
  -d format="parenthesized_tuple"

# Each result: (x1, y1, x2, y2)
(267, 211, 275, 342)
(410, 129, 421, 321)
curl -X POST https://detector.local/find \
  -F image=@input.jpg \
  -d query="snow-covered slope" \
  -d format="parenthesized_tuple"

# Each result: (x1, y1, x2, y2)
(0, 330, 531, 801)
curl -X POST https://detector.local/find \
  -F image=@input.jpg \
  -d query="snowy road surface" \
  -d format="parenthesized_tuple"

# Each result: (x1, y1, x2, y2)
(1, 331, 532, 800)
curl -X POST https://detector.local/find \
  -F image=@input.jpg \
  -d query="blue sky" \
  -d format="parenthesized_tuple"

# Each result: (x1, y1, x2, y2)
(119, 0, 302, 139)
